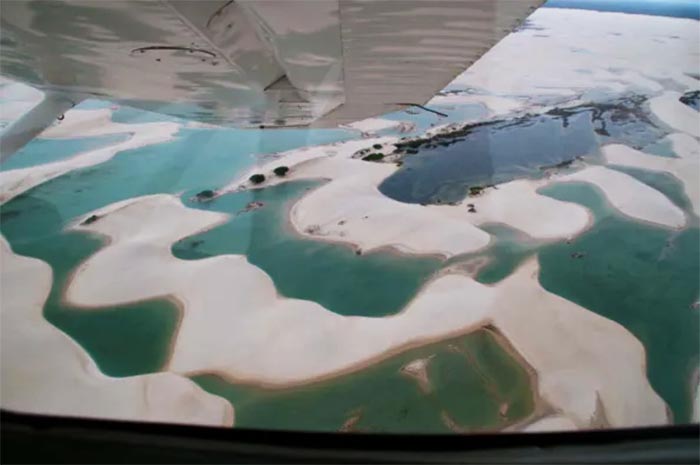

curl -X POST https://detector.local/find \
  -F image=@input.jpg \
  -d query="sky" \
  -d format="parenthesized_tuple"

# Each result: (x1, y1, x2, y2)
(544, 0, 700, 19)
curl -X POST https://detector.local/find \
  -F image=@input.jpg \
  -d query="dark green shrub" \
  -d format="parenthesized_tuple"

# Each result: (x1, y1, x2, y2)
(249, 174, 266, 184)
(273, 166, 290, 177)
(82, 214, 100, 225)
(195, 189, 216, 200)
(373, 144, 382, 149)
(468, 186, 484, 196)
(362, 153, 384, 162)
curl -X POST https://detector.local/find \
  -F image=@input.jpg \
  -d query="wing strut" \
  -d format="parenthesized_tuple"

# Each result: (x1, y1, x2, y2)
(0, 92, 79, 161)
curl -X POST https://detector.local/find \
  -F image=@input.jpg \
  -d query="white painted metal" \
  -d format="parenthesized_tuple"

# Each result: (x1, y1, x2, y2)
(0, 0, 544, 130)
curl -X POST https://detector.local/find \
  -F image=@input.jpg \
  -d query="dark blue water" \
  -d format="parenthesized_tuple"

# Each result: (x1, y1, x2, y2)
(680, 91, 700, 111)
(379, 97, 665, 205)
(544, 0, 700, 19)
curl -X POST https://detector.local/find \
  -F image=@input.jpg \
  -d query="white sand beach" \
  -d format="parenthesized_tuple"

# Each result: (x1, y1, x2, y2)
(430, 94, 526, 117)
(452, 9, 699, 99)
(287, 158, 491, 256)
(65, 194, 668, 429)
(2, 5, 695, 432)
(559, 166, 686, 228)
(228, 130, 591, 257)
(341, 118, 408, 135)
(650, 92, 700, 138)
(0, 108, 180, 203)
(0, 237, 233, 426)
(604, 136, 699, 216)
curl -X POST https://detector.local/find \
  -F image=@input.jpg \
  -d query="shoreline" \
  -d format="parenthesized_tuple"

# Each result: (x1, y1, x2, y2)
(558, 165, 687, 229)
(549, 178, 690, 231)
(60, 193, 668, 429)
(0, 108, 180, 205)
(192, 322, 545, 433)
(191, 322, 549, 433)
(280, 178, 476, 260)
(1, 4, 696, 432)
(279, 179, 459, 262)
(240, 147, 592, 258)
(603, 136, 700, 217)
(186, 321, 490, 391)
(20, 99, 682, 431)
(0, 235, 234, 426)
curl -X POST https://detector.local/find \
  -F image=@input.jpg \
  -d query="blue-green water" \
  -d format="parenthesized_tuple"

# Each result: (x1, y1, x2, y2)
(607, 165, 696, 214)
(0, 133, 129, 171)
(538, 182, 699, 423)
(471, 225, 542, 285)
(0, 124, 357, 376)
(193, 329, 535, 433)
(643, 138, 677, 158)
(0, 100, 697, 425)
(174, 181, 440, 317)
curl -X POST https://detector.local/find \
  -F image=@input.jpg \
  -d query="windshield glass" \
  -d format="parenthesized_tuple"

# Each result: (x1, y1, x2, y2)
(1, 0, 698, 433)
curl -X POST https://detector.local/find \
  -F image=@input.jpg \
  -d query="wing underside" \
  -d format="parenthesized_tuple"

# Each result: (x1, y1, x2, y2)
(0, 0, 545, 128)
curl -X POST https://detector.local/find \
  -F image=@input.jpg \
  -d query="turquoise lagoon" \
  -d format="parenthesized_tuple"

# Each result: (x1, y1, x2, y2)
(0, 99, 697, 427)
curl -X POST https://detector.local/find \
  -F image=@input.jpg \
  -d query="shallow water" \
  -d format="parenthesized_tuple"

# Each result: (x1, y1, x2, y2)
(0, 94, 696, 426)
(174, 181, 441, 317)
(0, 133, 129, 171)
(193, 329, 535, 433)
(607, 164, 696, 214)
(0, 125, 359, 376)
(538, 182, 699, 423)
(471, 224, 542, 285)
(379, 96, 666, 205)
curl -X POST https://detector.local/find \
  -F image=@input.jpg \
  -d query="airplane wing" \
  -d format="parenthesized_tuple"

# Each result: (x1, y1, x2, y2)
(0, 0, 544, 153)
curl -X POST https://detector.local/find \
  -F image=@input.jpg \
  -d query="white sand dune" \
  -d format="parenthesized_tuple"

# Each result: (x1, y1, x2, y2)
(226, 136, 398, 192)
(65, 194, 668, 429)
(228, 133, 590, 257)
(448, 179, 591, 240)
(0, 237, 233, 426)
(430, 94, 526, 117)
(489, 259, 667, 428)
(559, 166, 686, 228)
(452, 9, 699, 99)
(3, 6, 691, 432)
(288, 158, 491, 256)
(650, 92, 700, 138)
(40, 108, 151, 139)
(288, 161, 591, 255)
(0, 109, 179, 204)
(341, 118, 405, 135)
(604, 136, 699, 215)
